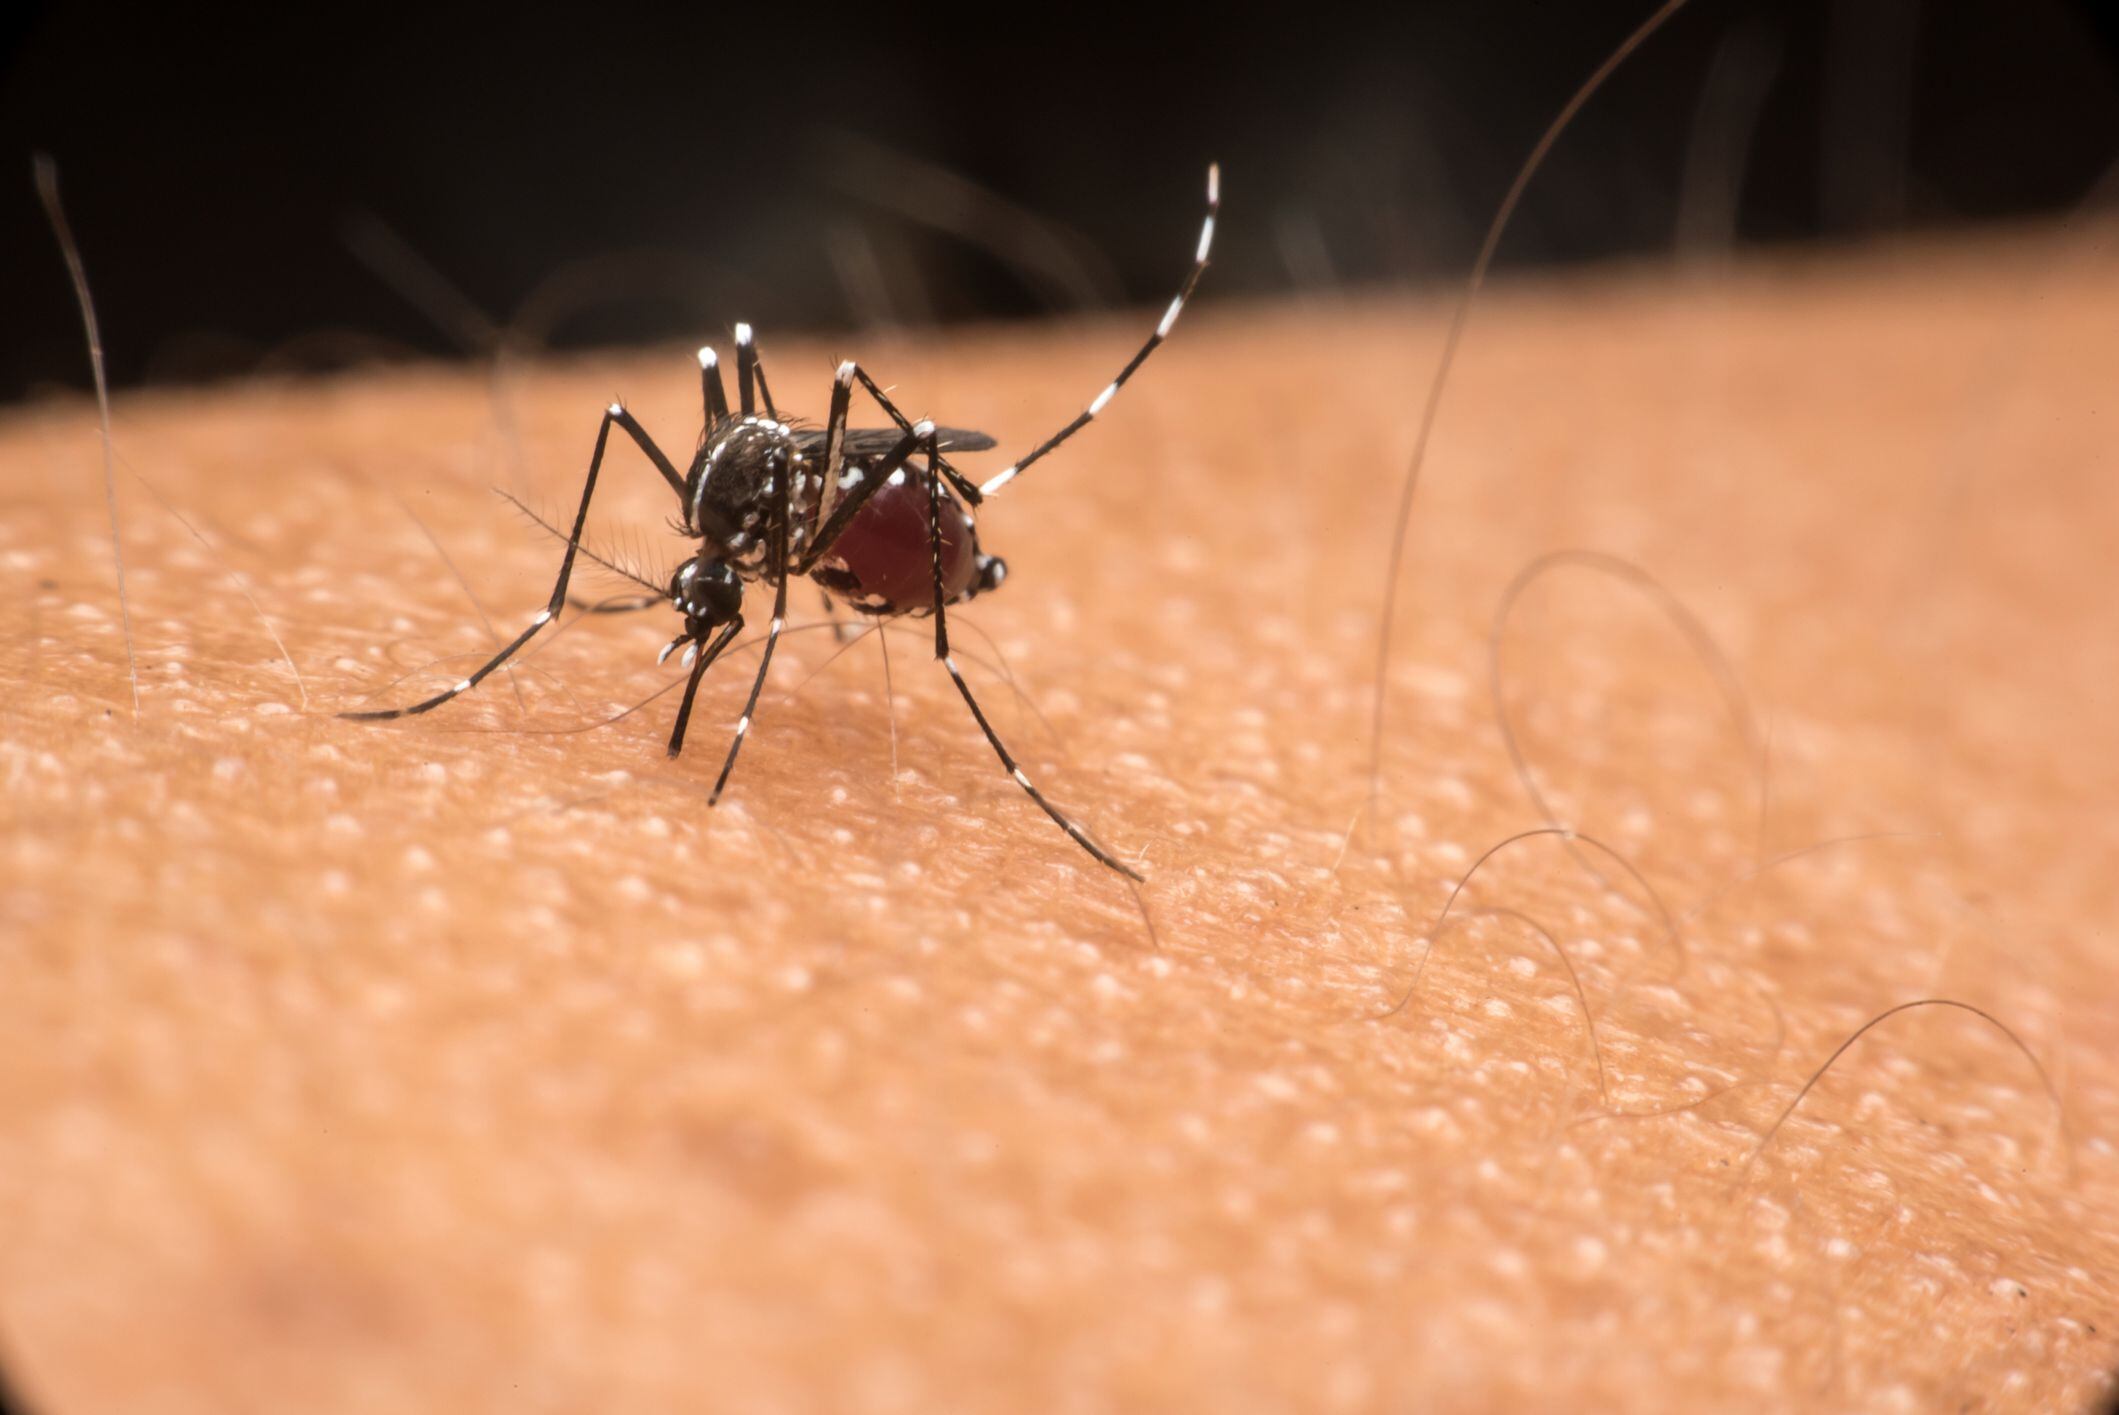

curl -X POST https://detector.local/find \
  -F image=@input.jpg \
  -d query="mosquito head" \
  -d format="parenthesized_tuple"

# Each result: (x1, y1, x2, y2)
(669, 553, 742, 635)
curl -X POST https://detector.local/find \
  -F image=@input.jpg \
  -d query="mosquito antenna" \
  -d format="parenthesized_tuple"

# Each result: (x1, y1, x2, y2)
(495, 488, 667, 595)
(35, 154, 141, 718)
(1364, 0, 1693, 826)
(980, 164, 1219, 496)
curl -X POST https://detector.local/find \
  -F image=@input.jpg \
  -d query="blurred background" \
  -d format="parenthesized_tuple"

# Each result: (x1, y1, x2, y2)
(3, 0, 2115, 401)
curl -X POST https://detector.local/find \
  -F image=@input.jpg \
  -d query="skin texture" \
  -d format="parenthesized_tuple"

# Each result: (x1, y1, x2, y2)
(2, 226, 2118, 1412)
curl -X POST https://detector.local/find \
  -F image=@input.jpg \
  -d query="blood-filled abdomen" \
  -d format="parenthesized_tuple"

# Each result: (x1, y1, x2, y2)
(825, 472, 978, 611)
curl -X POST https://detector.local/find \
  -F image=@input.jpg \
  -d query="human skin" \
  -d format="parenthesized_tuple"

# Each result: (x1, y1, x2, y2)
(1, 228, 2116, 1412)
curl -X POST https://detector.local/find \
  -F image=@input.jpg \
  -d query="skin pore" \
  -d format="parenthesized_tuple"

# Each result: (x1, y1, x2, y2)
(2, 226, 2117, 1409)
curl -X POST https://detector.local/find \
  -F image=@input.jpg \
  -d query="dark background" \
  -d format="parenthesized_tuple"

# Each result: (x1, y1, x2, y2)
(4, 0, 2116, 402)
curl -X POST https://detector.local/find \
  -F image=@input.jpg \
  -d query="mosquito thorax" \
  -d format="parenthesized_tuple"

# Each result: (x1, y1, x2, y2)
(688, 415, 801, 545)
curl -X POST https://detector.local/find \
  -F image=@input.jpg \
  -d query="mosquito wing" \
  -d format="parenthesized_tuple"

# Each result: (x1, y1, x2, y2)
(796, 426, 997, 458)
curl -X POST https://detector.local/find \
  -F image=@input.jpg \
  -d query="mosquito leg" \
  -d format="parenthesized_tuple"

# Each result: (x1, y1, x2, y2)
(796, 418, 929, 575)
(733, 322, 777, 419)
(919, 428, 1141, 879)
(342, 402, 679, 721)
(666, 617, 744, 756)
(605, 404, 689, 498)
(849, 364, 984, 507)
(789, 356, 972, 561)
(705, 437, 796, 801)
(811, 360, 856, 538)
(980, 164, 1217, 497)
(698, 344, 730, 424)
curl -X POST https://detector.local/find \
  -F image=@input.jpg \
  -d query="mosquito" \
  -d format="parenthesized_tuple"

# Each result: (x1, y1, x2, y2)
(344, 165, 1219, 880)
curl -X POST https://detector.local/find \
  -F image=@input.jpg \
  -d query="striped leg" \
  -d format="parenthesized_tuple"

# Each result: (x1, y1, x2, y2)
(811, 359, 856, 534)
(733, 321, 777, 419)
(796, 413, 931, 575)
(341, 403, 681, 722)
(845, 363, 985, 508)
(921, 427, 1141, 880)
(698, 344, 730, 424)
(797, 359, 980, 559)
(666, 617, 745, 756)
(703, 422, 796, 802)
(979, 163, 1218, 497)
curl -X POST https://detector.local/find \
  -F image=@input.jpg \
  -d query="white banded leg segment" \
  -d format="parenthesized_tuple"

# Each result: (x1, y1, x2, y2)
(940, 655, 1143, 881)
(708, 606, 787, 803)
(1155, 296, 1184, 338)
(342, 403, 665, 722)
(665, 617, 745, 760)
(341, 600, 561, 721)
(978, 163, 1219, 499)
(817, 364, 857, 530)
(708, 412, 797, 803)
(734, 321, 763, 416)
(923, 427, 1136, 875)
(837, 363, 984, 507)
(698, 345, 729, 423)
(750, 326, 778, 418)
(1194, 164, 1219, 266)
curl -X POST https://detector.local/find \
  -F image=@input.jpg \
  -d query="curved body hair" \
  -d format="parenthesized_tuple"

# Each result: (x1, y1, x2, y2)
(1364, 0, 1693, 826)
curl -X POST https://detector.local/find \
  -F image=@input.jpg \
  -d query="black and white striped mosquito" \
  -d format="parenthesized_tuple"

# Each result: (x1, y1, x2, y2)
(344, 165, 1218, 879)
